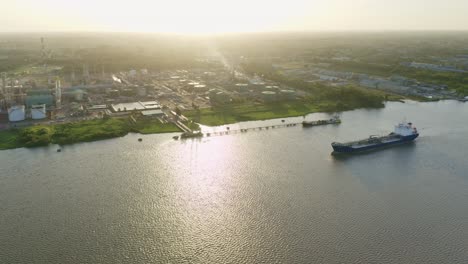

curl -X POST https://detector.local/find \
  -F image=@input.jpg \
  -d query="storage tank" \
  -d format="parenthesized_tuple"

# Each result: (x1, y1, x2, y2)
(194, 85, 208, 92)
(74, 89, 85, 101)
(8, 105, 26, 122)
(235, 83, 249, 92)
(25, 90, 54, 108)
(137, 86, 147, 96)
(31, 104, 47, 120)
(280, 90, 296, 100)
(261, 91, 277, 102)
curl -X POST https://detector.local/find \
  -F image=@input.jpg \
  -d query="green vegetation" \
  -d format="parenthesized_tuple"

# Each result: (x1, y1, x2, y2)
(329, 61, 468, 95)
(18, 126, 54, 147)
(52, 118, 130, 145)
(182, 62, 392, 126)
(183, 121, 201, 131)
(131, 119, 181, 134)
(186, 102, 319, 126)
(0, 130, 21, 150)
(185, 94, 383, 126)
(243, 62, 386, 105)
(0, 117, 182, 150)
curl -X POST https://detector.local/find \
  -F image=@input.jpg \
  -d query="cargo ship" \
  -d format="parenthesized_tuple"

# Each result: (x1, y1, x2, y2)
(303, 116, 341, 127)
(331, 122, 419, 153)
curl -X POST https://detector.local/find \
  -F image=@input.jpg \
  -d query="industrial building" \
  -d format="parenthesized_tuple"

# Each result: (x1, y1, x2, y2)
(111, 101, 161, 113)
(141, 109, 165, 117)
(280, 90, 296, 100)
(209, 89, 231, 104)
(25, 90, 54, 108)
(234, 83, 249, 92)
(261, 91, 277, 102)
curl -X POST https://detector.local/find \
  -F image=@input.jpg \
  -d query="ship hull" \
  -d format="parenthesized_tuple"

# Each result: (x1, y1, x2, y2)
(332, 134, 419, 153)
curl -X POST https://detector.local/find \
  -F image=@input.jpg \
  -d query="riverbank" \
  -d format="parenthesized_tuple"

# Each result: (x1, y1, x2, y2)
(0, 117, 182, 150)
(0, 95, 407, 149)
(184, 98, 387, 126)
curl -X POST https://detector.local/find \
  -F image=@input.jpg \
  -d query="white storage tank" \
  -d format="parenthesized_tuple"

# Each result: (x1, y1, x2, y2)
(31, 104, 47, 120)
(8, 105, 26, 122)
(261, 91, 277, 102)
(74, 89, 85, 101)
(280, 90, 296, 100)
(137, 86, 147, 96)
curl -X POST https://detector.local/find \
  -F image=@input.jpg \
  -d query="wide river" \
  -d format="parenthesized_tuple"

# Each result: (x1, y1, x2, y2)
(1, 100, 468, 263)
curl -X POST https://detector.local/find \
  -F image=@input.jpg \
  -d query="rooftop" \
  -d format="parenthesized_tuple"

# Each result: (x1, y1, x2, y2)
(141, 109, 164, 116)
(111, 101, 161, 112)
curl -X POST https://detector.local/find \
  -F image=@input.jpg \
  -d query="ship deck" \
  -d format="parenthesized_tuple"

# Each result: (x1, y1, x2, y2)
(335, 134, 401, 148)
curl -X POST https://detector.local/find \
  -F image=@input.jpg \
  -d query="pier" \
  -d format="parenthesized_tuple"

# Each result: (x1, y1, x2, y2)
(182, 122, 303, 139)
(173, 120, 192, 133)
(171, 114, 341, 140)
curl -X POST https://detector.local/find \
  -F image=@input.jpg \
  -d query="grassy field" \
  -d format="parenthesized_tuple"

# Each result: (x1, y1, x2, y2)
(0, 117, 182, 150)
(132, 119, 181, 134)
(185, 100, 358, 126)
(329, 61, 468, 95)
(0, 130, 21, 150)
(52, 118, 131, 145)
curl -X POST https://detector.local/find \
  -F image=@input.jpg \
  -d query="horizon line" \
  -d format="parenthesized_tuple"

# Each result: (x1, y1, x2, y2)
(1, 29, 468, 36)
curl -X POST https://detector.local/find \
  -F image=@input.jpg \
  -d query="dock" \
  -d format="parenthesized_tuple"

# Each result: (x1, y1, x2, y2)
(174, 120, 192, 133)
(181, 122, 303, 139)
(171, 114, 341, 140)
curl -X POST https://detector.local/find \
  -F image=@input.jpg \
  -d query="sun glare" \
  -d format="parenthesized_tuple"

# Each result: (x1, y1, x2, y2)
(73, 0, 311, 34)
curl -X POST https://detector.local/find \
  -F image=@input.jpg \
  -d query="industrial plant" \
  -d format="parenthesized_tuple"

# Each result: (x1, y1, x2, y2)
(0, 35, 303, 130)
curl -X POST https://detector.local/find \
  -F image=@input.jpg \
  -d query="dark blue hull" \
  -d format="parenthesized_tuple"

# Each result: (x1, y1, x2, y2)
(332, 134, 419, 153)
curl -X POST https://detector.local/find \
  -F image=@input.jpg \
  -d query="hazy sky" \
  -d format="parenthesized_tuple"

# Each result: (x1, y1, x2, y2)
(2, 0, 468, 34)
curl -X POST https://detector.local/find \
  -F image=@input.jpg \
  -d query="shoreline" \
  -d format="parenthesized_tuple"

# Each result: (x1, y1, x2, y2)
(184, 99, 385, 127)
(0, 117, 182, 151)
(0, 102, 358, 150)
(1, 98, 447, 151)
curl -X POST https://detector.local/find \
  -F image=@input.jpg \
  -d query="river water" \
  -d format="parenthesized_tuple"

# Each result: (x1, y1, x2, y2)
(1, 100, 468, 263)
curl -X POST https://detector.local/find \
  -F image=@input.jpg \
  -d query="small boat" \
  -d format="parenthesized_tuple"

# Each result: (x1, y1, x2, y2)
(173, 136, 179, 140)
(180, 131, 203, 139)
(138, 138, 143, 142)
(303, 116, 341, 127)
(57, 149, 62, 152)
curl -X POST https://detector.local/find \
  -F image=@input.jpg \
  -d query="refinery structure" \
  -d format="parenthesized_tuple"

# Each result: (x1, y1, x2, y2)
(0, 37, 302, 129)
(0, 60, 300, 127)
(1, 44, 301, 128)
(0, 73, 61, 123)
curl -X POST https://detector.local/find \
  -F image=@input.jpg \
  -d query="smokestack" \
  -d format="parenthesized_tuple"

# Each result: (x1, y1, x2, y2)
(41, 37, 47, 65)
(1, 72, 6, 93)
(71, 68, 76, 83)
(55, 78, 62, 109)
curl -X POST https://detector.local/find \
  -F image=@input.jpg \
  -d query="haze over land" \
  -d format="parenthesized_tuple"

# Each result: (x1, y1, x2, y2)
(1, 0, 468, 147)
(2, 1, 468, 263)
(2, 0, 468, 33)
